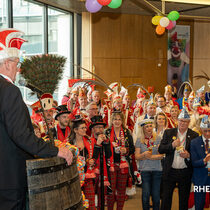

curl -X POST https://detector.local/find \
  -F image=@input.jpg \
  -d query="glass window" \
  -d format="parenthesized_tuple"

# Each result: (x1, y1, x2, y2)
(13, 0, 44, 55)
(7, 0, 77, 106)
(48, 7, 73, 104)
(0, 0, 8, 29)
(13, 0, 44, 104)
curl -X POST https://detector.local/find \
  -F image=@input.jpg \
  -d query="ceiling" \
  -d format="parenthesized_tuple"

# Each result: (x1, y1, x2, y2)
(35, 0, 210, 19)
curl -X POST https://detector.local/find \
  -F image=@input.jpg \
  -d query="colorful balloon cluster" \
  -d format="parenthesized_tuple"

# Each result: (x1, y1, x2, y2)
(152, 11, 180, 35)
(85, 0, 122, 13)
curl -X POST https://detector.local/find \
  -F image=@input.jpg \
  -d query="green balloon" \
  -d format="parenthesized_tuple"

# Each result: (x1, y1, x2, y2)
(108, 0, 122, 9)
(167, 11, 179, 21)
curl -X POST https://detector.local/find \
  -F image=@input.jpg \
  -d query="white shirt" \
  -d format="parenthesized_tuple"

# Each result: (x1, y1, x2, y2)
(202, 135, 209, 152)
(172, 129, 188, 169)
(0, 73, 13, 84)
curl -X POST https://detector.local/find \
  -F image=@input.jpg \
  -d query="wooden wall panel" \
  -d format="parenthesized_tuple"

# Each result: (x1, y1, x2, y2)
(142, 16, 168, 59)
(92, 13, 121, 58)
(91, 13, 194, 99)
(193, 22, 210, 59)
(82, 12, 92, 78)
(193, 21, 210, 90)
(92, 58, 121, 84)
(120, 14, 143, 58)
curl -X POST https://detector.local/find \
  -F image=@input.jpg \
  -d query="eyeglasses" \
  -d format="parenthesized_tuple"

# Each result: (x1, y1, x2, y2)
(89, 108, 98, 111)
(9, 59, 21, 69)
(179, 120, 189, 123)
(79, 127, 87, 130)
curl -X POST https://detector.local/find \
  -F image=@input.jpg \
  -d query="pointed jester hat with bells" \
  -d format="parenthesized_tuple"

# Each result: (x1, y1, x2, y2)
(0, 28, 26, 60)
(104, 82, 119, 99)
(178, 107, 190, 120)
(136, 87, 146, 103)
(196, 85, 205, 94)
(147, 93, 156, 107)
(119, 85, 128, 99)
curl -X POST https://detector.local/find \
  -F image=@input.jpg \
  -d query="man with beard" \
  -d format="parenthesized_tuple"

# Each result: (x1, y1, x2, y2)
(90, 115, 112, 209)
(52, 105, 71, 142)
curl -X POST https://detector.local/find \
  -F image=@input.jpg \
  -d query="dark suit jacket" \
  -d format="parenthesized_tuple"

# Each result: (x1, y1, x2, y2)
(190, 136, 210, 186)
(0, 76, 58, 190)
(158, 128, 199, 178)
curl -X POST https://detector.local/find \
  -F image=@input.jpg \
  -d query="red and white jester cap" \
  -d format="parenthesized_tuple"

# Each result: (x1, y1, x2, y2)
(0, 28, 26, 60)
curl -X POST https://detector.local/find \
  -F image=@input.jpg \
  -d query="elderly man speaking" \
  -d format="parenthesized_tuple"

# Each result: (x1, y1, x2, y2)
(0, 29, 73, 210)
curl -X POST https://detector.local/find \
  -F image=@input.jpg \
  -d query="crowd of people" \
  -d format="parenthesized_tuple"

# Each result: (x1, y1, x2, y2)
(31, 80, 210, 210)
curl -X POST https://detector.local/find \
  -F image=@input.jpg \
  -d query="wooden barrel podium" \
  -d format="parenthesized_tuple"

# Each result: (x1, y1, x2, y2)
(26, 157, 84, 210)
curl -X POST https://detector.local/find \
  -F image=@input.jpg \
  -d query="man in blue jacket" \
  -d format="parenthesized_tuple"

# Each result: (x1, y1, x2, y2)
(190, 115, 210, 210)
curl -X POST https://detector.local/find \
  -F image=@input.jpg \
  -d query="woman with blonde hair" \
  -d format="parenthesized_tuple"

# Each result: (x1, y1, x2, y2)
(168, 105, 179, 128)
(135, 119, 163, 210)
(105, 111, 135, 210)
(154, 112, 168, 138)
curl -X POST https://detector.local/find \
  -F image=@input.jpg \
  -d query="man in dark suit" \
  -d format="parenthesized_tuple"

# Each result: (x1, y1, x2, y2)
(190, 115, 210, 210)
(0, 29, 73, 210)
(158, 108, 199, 210)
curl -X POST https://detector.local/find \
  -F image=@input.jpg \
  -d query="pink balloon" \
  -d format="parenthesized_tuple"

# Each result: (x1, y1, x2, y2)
(85, 0, 102, 13)
(166, 20, 173, 30)
(172, 21, 176, 27)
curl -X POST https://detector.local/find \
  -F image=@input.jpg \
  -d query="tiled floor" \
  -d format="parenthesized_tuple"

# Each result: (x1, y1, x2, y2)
(123, 187, 209, 210)
(114, 186, 179, 209)
(104, 186, 209, 209)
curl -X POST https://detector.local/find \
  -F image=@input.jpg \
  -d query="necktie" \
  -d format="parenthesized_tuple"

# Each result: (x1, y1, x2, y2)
(205, 139, 209, 154)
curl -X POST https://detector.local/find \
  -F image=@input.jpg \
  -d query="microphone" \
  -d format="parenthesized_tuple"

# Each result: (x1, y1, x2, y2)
(18, 79, 43, 95)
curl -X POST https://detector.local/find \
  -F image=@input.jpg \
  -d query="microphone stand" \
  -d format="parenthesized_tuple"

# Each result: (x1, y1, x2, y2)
(100, 143, 105, 210)
(37, 92, 55, 146)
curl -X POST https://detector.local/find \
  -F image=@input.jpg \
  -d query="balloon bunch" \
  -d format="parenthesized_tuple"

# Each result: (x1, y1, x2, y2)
(85, 0, 122, 13)
(152, 11, 180, 35)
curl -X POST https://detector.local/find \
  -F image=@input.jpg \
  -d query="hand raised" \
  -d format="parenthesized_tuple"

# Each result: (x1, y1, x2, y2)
(97, 134, 106, 145)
